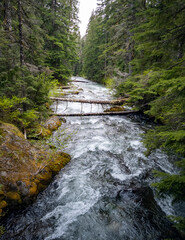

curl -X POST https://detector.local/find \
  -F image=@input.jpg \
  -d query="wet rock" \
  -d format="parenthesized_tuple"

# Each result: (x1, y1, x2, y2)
(0, 121, 71, 218)
(115, 184, 182, 239)
(44, 116, 61, 131)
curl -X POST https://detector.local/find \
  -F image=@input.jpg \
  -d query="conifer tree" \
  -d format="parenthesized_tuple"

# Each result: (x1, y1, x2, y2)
(0, 0, 79, 132)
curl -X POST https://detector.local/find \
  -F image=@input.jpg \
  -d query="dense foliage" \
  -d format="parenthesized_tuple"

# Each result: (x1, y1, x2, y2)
(81, 0, 185, 232)
(0, 0, 79, 133)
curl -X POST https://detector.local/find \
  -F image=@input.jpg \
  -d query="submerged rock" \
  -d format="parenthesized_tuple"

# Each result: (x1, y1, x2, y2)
(0, 121, 71, 218)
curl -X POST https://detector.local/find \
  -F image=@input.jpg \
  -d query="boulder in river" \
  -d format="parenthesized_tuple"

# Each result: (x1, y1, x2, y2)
(44, 116, 62, 131)
(0, 121, 71, 217)
(104, 106, 125, 112)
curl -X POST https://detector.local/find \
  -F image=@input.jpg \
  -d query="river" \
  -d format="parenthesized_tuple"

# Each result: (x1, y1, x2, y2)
(1, 77, 182, 239)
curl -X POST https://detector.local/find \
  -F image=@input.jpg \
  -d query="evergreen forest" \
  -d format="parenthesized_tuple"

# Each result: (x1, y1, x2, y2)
(0, 0, 79, 134)
(78, 0, 185, 233)
(0, 0, 185, 235)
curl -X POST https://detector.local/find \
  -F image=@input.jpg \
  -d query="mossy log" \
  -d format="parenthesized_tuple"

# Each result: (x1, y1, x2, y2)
(54, 111, 139, 117)
(50, 97, 127, 105)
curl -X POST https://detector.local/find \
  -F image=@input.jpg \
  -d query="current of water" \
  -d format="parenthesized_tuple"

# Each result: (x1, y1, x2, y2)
(1, 77, 182, 240)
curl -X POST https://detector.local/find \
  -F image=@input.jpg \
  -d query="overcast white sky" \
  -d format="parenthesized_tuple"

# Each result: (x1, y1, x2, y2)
(79, 0, 98, 37)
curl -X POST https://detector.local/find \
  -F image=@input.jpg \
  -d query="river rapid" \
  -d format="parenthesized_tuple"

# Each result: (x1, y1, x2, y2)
(1, 77, 182, 240)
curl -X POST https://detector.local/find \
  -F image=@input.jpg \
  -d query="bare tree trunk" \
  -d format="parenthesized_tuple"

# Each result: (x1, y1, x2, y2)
(3, 0, 14, 67)
(177, 41, 184, 59)
(17, 0, 24, 67)
(128, 41, 133, 75)
(17, 0, 27, 139)
(52, 0, 57, 12)
(128, 0, 135, 75)
(4, 0, 12, 31)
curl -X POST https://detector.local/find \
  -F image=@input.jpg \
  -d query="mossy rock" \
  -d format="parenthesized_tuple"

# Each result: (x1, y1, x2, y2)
(104, 106, 125, 112)
(0, 121, 71, 219)
(0, 201, 7, 209)
(29, 182, 38, 196)
(37, 126, 52, 138)
(27, 125, 52, 139)
(36, 169, 53, 184)
(37, 183, 48, 192)
(0, 121, 24, 139)
(6, 192, 22, 205)
(49, 152, 71, 174)
(44, 116, 61, 131)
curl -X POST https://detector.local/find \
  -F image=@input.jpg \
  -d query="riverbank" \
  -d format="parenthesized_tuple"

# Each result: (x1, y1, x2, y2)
(0, 117, 71, 223)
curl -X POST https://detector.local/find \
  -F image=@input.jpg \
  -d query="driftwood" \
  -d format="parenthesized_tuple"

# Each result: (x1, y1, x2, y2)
(50, 97, 127, 105)
(54, 111, 138, 117)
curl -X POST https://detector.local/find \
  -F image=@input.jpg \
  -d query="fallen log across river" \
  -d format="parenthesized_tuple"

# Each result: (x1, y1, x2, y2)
(50, 97, 127, 105)
(70, 80, 89, 83)
(54, 110, 139, 117)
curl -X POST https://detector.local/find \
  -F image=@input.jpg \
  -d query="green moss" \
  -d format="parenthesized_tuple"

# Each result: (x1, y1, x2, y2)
(0, 122, 24, 139)
(29, 183, 38, 196)
(0, 201, 7, 209)
(0, 121, 71, 219)
(36, 169, 52, 184)
(6, 192, 22, 204)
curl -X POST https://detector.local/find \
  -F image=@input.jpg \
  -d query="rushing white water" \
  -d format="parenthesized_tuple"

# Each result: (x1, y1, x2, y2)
(1, 77, 181, 240)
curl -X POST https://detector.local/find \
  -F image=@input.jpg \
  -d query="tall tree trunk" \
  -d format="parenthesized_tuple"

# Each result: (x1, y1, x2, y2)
(17, 0, 26, 139)
(3, 0, 14, 67)
(4, 0, 12, 31)
(52, 0, 57, 12)
(177, 41, 184, 59)
(17, 0, 24, 67)
(128, 0, 135, 75)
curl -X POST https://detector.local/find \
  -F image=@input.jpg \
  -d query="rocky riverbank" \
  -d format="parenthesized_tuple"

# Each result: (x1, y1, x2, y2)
(0, 118, 70, 219)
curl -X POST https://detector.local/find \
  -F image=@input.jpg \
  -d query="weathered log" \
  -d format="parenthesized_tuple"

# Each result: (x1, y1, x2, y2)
(50, 97, 127, 105)
(71, 80, 89, 83)
(60, 86, 72, 89)
(54, 111, 138, 117)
